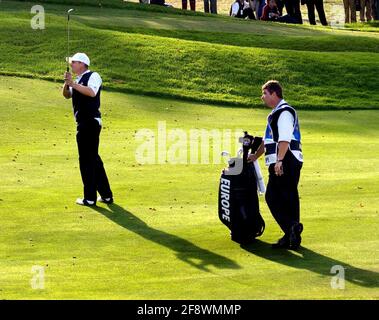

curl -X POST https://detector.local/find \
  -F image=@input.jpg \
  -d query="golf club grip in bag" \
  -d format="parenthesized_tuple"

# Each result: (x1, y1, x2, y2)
(218, 132, 265, 244)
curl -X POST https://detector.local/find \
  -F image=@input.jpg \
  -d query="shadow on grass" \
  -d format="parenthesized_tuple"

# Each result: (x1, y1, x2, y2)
(241, 240, 379, 288)
(90, 203, 241, 272)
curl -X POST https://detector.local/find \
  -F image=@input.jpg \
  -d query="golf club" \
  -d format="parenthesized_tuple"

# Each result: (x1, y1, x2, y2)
(66, 8, 74, 72)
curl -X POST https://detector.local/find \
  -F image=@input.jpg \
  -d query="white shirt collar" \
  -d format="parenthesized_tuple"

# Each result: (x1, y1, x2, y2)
(76, 69, 91, 81)
(273, 99, 286, 111)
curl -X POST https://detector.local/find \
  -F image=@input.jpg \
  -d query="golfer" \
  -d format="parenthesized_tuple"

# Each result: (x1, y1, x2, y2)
(248, 80, 303, 249)
(62, 53, 113, 206)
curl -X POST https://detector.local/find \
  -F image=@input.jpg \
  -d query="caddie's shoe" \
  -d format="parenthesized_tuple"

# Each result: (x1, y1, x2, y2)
(97, 196, 113, 204)
(289, 222, 303, 250)
(76, 198, 96, 206)
(272, 235, 290, 249)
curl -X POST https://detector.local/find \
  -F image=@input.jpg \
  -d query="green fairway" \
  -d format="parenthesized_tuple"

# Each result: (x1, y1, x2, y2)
(0, 76, 378, 299)
(1, 0, 379, 109)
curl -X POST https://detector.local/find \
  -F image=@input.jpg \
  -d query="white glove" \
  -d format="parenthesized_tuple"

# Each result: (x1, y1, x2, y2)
(253, 160, 266, 194)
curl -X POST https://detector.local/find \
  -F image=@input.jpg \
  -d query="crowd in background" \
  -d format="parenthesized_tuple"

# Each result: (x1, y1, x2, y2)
(230, 0, 307, 24)
(142, 0, 379, 25)
(229, 0, 377, 24)
(343, 0, 377, 22)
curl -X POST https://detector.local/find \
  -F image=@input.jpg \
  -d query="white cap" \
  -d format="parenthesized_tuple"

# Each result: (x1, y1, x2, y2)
(69, 52, 90, 66)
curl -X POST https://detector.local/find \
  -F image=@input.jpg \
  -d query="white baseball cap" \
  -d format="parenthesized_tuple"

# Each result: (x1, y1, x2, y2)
(69, 52, 90, 66)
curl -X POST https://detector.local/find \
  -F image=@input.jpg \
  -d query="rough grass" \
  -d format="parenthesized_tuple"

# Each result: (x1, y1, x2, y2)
(1, 0, 378, 109)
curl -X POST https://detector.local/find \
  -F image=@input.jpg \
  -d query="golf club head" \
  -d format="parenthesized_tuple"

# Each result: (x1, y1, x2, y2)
(67, 8, 74, 20)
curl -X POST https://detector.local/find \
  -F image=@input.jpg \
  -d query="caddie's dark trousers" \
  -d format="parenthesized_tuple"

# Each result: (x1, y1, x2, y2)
(265, 151, 302, 235)
(76, 119, 112, 202)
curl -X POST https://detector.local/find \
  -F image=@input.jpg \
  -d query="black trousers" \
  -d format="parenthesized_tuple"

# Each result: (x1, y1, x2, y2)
(283, 0, 303, 23)
(238, 8, 256, 19)
(204, 0, 217, 14)
(306, 0, 328, 25)
(76, 119, 112, 202)
(277, 0, 285, 15)
(265, 151, 302, 235)
(277, 14, 299, 23)
(182, 0, 196, 10)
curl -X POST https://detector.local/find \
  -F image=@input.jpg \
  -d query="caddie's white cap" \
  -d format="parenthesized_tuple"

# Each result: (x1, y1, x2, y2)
(69, 52, 90, 66)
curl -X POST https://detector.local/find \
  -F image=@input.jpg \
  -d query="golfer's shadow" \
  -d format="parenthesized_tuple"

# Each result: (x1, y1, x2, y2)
(241, 240, 379, 288)
(90, 203, 240, 272)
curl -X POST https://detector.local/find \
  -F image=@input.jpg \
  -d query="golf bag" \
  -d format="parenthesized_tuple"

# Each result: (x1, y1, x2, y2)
(218, 132, 265, 244)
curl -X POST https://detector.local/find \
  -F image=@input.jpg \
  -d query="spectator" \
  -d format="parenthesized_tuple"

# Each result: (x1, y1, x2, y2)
(290, 0, 303, 23)
(374, 0, 378, 20)
(343, 0, 357, 23)
(250, 0, 262, 19)
(278, 0, 302, 23)
(182, 0, 196, 10)
(276, 0, 285, 15)
(261, 0, 298, 22)
(141, 0, 173, 6)
(302, 0, 328, 25)
(258, 0, 267, 17)
(360, 0, 374, 21)
(150, 0, 164, 4)
(230, 0, 256, 19)
(204, 0, 217, 13)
